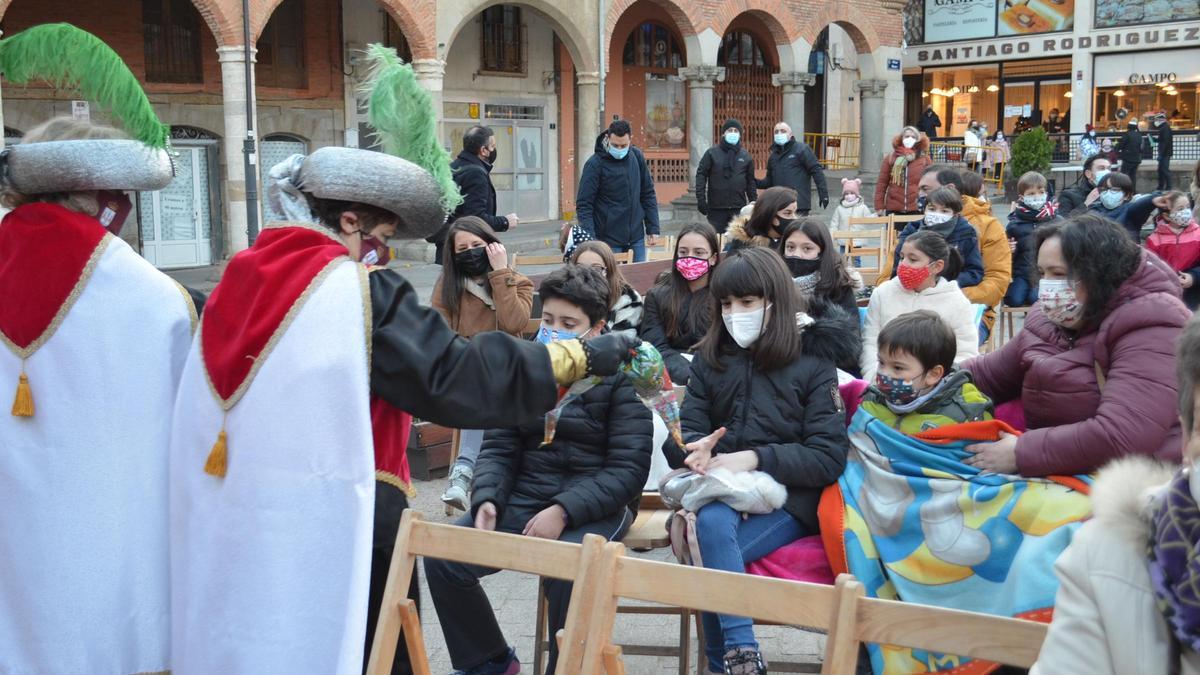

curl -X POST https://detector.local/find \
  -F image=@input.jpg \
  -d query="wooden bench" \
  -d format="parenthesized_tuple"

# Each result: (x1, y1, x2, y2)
(406, 421, 454, 480)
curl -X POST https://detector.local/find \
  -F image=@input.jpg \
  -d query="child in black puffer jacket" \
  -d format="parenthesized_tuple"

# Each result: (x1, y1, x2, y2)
(1005, 171, 1063, 306)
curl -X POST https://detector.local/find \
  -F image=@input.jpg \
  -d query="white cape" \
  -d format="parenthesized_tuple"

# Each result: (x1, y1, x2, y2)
(0, 237, 194, 674)
(170, 260, 376, 674)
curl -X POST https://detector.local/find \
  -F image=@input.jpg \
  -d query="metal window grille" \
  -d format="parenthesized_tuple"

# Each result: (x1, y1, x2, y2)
(143, 0, 203, 84)
(480, 6, 526, 75)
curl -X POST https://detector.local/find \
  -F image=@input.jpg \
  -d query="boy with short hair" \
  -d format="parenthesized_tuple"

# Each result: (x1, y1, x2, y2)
(1005, 171, 1062, 306)
(424, 265, 653, 675)
(862, 310, 993, 433)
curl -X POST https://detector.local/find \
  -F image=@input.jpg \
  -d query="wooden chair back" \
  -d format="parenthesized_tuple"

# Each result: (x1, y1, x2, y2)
(512, 252, 566, 270)
(366, 510, 610, 675)
(832, 226, 894, 279)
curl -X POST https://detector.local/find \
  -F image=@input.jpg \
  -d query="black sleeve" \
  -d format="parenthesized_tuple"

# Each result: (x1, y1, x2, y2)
(368, 269, 559, 427)
(1124, 192, 1161, 232)
(663, 358, 713, 468)
(757, 152, 774, 190)
(1056, 188, 1080, 216)
(638, 288, 691, 384)
(456, 167, 509, 232)
(745, 150, 758, 203)
(639, 151, 661, 236)
(552, 376, 652, 526)
(469, 426, 524, 522)
(891, 224, 917, 275)
(183, 285, 208, 317)
(752, 361, 849, 489)
(802, 146, 829, 201)
(695, 150, 712, 207)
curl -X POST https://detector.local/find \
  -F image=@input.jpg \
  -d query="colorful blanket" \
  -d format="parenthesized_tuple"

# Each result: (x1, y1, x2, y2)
(820, 409, 1092, 674)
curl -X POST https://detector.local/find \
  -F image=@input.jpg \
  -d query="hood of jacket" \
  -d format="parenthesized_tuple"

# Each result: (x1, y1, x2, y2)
(890, 133, 929, 156)
(726, 214, 775, 249)
(799, 297, 861, 372)
(1090, 455, 1175, 539)
(961, 195, 997, 223)
(593, 131, 641, 160)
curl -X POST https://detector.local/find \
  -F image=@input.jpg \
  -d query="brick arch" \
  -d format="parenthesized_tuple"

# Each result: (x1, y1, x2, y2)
(606, 0, 698, 38)
(802, 8, 884, 54)
(443, 0, 598, 73)
(707, 0, 797, 45)
(0, 0, 233, 46)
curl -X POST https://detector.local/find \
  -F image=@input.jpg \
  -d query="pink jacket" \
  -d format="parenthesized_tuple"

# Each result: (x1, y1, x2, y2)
(1145, 217, 1200, 274)
(965, 252, 1190, 476)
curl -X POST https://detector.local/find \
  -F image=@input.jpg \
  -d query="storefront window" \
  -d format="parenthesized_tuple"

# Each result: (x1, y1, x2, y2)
(621, 21, 687, 150)
(643, 75, 687, 149)
(923, 65, 1001, 137)
(1094, 84, 1199, 131)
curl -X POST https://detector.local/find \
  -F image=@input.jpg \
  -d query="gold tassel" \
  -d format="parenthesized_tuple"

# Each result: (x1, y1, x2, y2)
(204, 430, 228, 478)
(11, 372, 33, 417)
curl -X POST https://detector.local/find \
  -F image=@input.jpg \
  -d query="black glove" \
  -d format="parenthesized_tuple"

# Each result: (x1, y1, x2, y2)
(582, 333, 641, 377)
(697, 200, 708, 216)
(819, 196, 830, 209)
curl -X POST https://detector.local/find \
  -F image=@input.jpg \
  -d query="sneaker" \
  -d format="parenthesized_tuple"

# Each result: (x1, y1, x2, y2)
(451, 646, 520, 675)
(441, 464, 472, 512)
(723, 647, 766, 675)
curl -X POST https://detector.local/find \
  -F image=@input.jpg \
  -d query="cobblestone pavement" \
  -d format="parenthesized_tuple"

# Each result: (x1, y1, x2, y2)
(405, 477, 827, 674)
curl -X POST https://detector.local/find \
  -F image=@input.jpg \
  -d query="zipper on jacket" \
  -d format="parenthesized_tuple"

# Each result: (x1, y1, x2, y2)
(735, 354, 754, 452)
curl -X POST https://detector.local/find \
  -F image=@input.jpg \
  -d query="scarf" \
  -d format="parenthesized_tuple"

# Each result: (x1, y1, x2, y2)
(793, 272, 820, 296)
(920, 214, 959, 239)
(1012, 199, 1058, 223)
(1148, 469, 1200, 654)
(719, 140, 738, 179)
(890, 152, 914, 186)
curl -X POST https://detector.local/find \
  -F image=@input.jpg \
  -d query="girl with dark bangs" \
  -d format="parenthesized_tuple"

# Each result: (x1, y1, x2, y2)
(639, 223, 720, 384)
(663, 247, 853, 675)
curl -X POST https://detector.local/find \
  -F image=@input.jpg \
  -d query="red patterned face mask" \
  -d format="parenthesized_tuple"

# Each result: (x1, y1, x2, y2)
(675, 256, 711, 281)
(897, 263, 932, 291)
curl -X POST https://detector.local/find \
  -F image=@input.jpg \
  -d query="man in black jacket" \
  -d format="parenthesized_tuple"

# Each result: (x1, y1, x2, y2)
(1056, 154, 1111, 217)
(576, 119, 661, 262)
(758, 121, 829, 216)
(1118, 120, 1143, 183)
(1155, 111, 1174, 190)
(424, 265, 652, 675)
(917, 104, 941, 139)
(428, 126, 518, 264)
(696, 118, 757, 233)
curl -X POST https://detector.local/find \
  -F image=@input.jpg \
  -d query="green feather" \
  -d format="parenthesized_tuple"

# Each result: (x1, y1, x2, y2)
(358, 44, 462, 214)
(0, 23, 169, 148)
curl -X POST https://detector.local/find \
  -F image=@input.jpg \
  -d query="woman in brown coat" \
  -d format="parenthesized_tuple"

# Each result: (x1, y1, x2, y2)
(432, 215, 534, 511)
(874, 126, 932, 217)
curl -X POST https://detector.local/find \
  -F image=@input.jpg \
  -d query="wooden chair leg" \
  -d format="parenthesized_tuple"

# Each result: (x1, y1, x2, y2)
(366, 511, 420, 675)
(820, 575, 865, 675)
(602, 645, 626, 675)
(534, 580, 548, 675)
(677, 608, 690, 675)
(696, 610, 707, 674)
(400, 599, 431, 675)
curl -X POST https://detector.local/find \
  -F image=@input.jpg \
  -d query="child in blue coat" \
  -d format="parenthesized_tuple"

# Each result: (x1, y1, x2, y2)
(1005, 171, 1063, 306)
(891, 186, 985, 292)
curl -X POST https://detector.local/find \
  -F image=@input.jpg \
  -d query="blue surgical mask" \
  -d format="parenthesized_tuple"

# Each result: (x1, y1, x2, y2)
(1100, 189, 1126, 210)
(1092, 169, 1110, 186)
(774, 133, 789, 146)
(608, 145, 629, 160)
(724, 131, 740, 145)
(536, 325, 577, 345)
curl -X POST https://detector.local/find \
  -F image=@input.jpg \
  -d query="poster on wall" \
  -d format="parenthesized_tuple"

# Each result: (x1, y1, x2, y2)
(997, 0, 1074, 35)
(925, 0, 997, 42)
(1095, 0, 1200, 27)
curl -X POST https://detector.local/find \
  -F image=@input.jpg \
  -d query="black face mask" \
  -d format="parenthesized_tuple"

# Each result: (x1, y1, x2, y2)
(454, 246, 492, 277)
(916, 194, 929, 212)
(785, 256, 822, 278)
(486, 145, 499, 165)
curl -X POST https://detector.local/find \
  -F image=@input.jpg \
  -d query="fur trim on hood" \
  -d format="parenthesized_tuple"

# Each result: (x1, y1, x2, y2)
(726, 214, 775, 248)
(1090, 455, 1176, 537)
(890, 132, 930, 156)
(799, 297, 862, 374)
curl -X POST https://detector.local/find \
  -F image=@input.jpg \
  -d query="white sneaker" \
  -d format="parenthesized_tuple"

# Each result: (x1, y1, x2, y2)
(441, 464, 472, 512)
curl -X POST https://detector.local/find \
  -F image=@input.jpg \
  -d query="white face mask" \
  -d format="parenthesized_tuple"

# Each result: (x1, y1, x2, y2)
(924, 211, 953, 225)
(901, 136, 917, 149)
(1171, 208, 1194, 227)
(722, 304, 769, 349)
(1023, 194, 1048, 211)
(1038, 279, 1084, 326)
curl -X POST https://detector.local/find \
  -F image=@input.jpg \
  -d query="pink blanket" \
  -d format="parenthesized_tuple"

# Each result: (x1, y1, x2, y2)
(746, 536, 835, 584)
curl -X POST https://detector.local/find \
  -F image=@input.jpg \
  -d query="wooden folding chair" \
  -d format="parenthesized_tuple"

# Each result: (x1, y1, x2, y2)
(365, 511, 611, 675)
(512, 252, 566, 271)
(613, 250, 634, 265)
(832, 226, 893, 280)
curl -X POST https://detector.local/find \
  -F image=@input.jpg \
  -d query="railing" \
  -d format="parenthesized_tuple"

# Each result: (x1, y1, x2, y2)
(936, 130, 1200, 167)
(646, 156, 689, 184)
(928, 141, 1006, 191)
(803, 132, 860, 170)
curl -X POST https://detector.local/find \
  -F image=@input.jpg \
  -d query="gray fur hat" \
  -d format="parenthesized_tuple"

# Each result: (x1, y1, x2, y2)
(268, 146, 445, 240)
(0, 138, 174, 194)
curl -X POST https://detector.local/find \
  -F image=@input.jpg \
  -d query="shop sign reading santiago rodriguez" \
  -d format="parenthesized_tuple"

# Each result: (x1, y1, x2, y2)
(915, 25, 1200, 64)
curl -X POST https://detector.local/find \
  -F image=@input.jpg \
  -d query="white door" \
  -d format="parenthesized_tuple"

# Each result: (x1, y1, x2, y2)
(139, 146, 212, 268)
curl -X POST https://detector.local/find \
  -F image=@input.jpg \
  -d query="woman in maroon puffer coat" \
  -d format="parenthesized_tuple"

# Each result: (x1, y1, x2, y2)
(874, 126, 931, 217)
(964, 214, 1191, 476)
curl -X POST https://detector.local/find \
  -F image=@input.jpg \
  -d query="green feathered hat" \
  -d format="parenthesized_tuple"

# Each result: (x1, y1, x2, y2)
(0, 23, 170, 148)
(357, 44, 463, 216)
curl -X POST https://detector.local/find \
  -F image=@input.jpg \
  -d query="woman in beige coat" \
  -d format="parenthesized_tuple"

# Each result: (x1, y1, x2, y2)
(1032, 314, 1200, 674)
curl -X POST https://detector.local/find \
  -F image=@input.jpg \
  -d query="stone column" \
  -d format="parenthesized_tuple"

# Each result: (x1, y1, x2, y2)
(669, 65, 724, 223)
(218, 46, 258, 254)
(772, 72, 816, 138)
(576, 71, 602, 185)
(412, 58, 447, 142)
(854, 79, 888, 175)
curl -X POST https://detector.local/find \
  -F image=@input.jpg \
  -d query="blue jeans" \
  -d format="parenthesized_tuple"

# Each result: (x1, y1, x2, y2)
(1004, 276, 1038, 307)
(451, 429, 484, 472)
(694, 502, 808, 671)
(610, 239, 647, 263)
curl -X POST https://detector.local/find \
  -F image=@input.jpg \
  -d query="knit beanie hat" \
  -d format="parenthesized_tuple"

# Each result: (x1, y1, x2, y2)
(722, 119, 743, 134)
(841, 177, 862, 197)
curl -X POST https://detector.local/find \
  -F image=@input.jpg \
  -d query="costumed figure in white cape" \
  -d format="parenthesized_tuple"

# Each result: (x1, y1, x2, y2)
(168, 44, 641, 675)
(0, 24, 194, 675)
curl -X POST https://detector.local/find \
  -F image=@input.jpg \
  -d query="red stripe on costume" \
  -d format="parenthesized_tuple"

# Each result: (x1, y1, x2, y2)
(201, 226, 347, 402)
(371, 396, 413, 493)
(0, 204, 107, 350)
